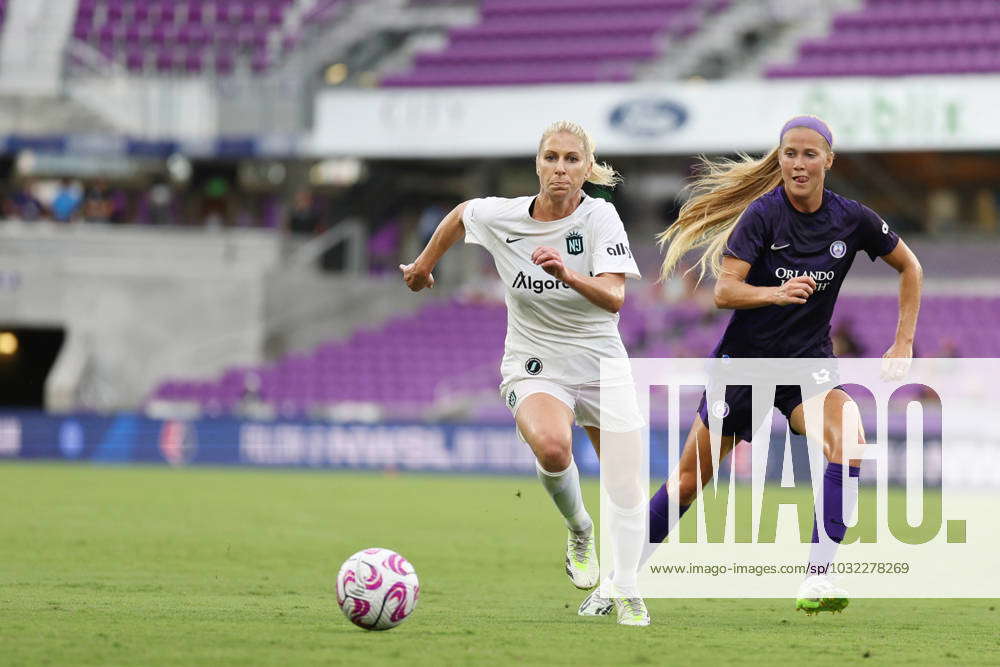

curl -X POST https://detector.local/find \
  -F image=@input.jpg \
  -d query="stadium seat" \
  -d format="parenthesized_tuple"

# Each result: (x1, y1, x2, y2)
(768, 0, 1000, 78)
(68, 0, 343, 76)
(381, 0, 719, 86)
(148, 295, 999, 418)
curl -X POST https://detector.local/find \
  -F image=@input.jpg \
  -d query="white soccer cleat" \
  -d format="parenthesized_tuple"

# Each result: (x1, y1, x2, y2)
(613, 592, 650, 627)
(796, 575, 850, 615)
(565, 529, 600, 589)
(577, 588, 614, 616)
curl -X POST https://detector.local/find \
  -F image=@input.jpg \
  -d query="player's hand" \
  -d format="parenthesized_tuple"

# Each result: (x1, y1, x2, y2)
(399, 262, 434, 291)
(773, 275, 816, 306)
(880, 341, 913, 381)
(531, 246, 569, 282)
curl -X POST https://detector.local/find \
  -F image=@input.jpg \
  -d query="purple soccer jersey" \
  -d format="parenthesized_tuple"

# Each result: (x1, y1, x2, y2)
(715, 185, 899, 358)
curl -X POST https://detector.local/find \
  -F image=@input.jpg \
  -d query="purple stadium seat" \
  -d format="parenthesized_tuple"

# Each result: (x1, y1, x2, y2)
(146, 293, 998, 418)
(67, 0, 316, 75)
(158, 3, 176, 23)
(125, 49, 145, 71)
(73, 21, 91, 40)
(250, 48, 271, 72)
(185, 50, 204, 73)
(186, 3, 204, 25)
(106, 3, 123, 22)
(381, 0, 719, 86)
(769, 0, 1000, 78)
(155, 49, 176, 72)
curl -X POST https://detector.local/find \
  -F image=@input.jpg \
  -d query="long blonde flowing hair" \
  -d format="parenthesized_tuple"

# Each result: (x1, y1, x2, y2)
(538, 120, 622, 187)
(656, 149, 783, 282)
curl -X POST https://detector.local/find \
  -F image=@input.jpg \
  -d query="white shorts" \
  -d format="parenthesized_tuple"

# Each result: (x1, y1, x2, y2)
(502, 377, 645, 439)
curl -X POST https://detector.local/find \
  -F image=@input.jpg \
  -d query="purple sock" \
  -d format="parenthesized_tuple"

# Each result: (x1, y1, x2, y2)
(649, 482, 690, 543)
(811, 463, 861, 543)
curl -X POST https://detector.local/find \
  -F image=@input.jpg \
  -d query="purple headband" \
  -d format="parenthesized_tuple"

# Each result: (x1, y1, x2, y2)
(780, 116, 833, 148)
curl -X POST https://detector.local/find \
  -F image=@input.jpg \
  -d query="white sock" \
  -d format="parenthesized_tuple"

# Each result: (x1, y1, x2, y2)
(637, 540, 662, 572)
(536, 458, 592, 534)
(609, 503, 685, 584)
(607, 499, 645, 596)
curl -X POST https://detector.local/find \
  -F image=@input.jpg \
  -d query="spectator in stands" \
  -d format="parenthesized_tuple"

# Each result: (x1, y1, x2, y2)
(3, 180, 47, 221)
(200, 175, 231, 227)
(974, 188, 998, 234)
(236, 371, 274, 420)
(50, 178, 83, 222)
(368, 218, 401, 274)
(82, 180, 120, 223)
(286, 189, 350, 271)
(146, 180, 176, 225)
(926, 187, 960, 235)
(417, 201, 448, 247)
(286, 188, 322, 235)
(416, 201, 454, 281)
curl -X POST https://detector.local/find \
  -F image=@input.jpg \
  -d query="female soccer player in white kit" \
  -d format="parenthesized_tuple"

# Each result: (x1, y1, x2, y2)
(400, 121, 650, 626)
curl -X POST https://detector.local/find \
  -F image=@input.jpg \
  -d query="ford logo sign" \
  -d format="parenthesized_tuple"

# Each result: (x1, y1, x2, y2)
(609, 99, 688, 138)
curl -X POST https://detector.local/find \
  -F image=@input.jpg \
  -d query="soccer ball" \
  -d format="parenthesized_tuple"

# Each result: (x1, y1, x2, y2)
(336, 547, 420, 631)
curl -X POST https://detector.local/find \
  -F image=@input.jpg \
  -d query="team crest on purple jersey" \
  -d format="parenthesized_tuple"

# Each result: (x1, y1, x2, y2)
(711, 400, 730, 419)
(829, 240, 847, 258)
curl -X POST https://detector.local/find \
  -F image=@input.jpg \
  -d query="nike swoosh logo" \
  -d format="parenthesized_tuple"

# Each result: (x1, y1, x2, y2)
(505, 237, 523, 244)
(770, 243, 790, 250)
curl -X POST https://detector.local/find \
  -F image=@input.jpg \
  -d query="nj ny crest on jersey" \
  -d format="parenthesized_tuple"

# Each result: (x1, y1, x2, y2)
(565, 228, 584, 255)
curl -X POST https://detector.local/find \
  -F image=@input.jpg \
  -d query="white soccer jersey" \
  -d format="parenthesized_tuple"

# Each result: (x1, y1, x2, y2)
(462, 194, 641, 386)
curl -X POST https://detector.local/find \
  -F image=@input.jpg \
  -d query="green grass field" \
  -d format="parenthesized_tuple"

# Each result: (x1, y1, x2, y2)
(1, 462, 997, 666)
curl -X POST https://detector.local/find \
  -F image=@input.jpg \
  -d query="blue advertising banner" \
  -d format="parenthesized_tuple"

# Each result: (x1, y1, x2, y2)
(0, 410, 964, 487)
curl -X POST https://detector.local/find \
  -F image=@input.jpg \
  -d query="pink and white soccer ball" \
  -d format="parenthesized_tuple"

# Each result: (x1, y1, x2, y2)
(336, 548, 419, 631)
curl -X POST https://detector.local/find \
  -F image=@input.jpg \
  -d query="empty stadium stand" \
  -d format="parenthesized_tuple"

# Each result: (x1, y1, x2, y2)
(149, 291, 999, 421)
(69, 0, 348, 75)
(381, 0, 727, 86)
(768, 0, 1000, 78)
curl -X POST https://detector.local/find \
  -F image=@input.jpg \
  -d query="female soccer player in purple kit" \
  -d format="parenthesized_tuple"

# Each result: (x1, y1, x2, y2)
(579, 115, 922, 618)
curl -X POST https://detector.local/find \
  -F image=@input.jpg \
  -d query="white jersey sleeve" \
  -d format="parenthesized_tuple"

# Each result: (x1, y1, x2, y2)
(590, 201, 641, 279)
(461, 197, 501, 251)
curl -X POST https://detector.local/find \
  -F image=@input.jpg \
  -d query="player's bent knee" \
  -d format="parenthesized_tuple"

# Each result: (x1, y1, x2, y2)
(530, 432, 573, 472)
(536, 448, 572, 472)
(824, 430, 864, 465)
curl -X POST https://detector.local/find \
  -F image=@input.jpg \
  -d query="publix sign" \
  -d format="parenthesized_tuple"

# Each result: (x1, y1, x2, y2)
(800, 83, 965, 149)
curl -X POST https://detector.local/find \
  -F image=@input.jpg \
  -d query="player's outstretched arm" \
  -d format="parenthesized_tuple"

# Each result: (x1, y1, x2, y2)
(531, 245, 625, 313)
(714, 256, 815, 309)
(399, 201, 469, 292)
(879, 239, 923, 359)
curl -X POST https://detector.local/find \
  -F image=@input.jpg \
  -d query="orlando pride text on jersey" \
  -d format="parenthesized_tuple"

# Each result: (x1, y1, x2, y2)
(715, 185, 899, 358)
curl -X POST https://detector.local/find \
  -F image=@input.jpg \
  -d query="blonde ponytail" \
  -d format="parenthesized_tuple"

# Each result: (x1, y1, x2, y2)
(588, 160, 621, 187)
(657, 148, 782, 282)
(539, 120, 622, 188)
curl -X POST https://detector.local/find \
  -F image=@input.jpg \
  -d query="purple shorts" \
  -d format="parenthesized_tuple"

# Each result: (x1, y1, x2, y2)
(696, 383, 846, 443)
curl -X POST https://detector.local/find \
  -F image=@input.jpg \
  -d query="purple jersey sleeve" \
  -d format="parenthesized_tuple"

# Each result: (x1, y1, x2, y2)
(723, 201, 768, 265)
(858, 204, 900, 261)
